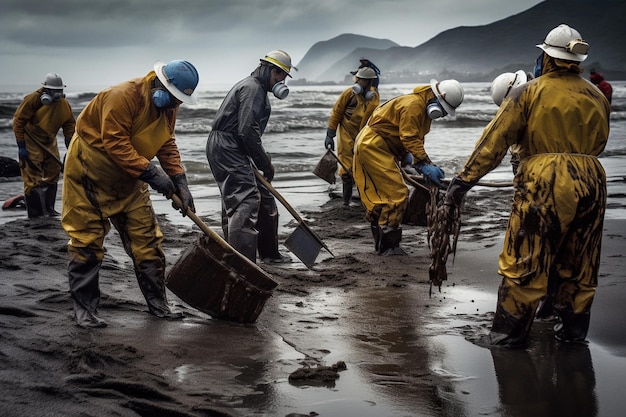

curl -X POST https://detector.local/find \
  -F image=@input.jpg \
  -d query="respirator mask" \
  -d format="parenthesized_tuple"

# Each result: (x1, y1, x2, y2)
(352, 83, 376, 101)
(426, 98, 446, 120)
(152, 88, 178, 109)
(272, 81, 289, 100)
(40, 89, 65, 105)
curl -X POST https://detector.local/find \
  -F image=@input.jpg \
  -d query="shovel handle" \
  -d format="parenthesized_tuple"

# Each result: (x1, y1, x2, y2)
(253, 168, 334, 257)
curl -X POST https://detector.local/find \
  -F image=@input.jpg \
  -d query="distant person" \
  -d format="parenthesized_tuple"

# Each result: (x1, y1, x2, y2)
(589, 69, 613, 103)
(351, 57, 381, 88)
(444, 24, 610, 348)
(353, 79, 464, 255)
(61, 60, 199, 327)
(206, 50, 296, 264)
(13, 73, 75, 218)
(490, 70, 530, 175)
(325, 66, 380, 205)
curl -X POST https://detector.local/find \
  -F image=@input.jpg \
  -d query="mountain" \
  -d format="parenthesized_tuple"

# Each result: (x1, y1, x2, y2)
(293, 33, 398, 82)
(293, 0, 626, 84)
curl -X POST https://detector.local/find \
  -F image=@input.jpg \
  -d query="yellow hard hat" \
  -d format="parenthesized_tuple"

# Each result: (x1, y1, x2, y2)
(260, 50, 298, 77)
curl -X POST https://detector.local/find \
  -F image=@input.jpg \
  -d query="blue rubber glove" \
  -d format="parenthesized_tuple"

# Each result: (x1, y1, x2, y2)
(171, 173, 195, 216)
(324, 128, 336, 151)
(415, 163, 444, 186)
(17, 141, 28, 160)
(138, 161, 176, 197)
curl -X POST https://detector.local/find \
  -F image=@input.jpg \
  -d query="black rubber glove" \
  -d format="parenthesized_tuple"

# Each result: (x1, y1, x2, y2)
(263, 163, 275, 182)
(324, 128, 336, 151)
(444, 176, 473, 206)
(171, 173, 195, 216)
(138, 161, 175, 198)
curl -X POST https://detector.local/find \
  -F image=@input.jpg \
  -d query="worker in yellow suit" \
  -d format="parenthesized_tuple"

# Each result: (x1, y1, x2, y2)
(61, 60, 199, 328)
(13, 73, 75, 217)
(445, 24, 610, 347)
(325, 66, 380, 205)
(353, 79, 464, 255)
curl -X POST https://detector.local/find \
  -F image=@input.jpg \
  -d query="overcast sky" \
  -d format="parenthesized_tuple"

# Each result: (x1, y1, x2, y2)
(1, 0, 543, 91)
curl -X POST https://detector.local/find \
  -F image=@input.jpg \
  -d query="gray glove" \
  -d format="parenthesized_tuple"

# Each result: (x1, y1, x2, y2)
(324, 128, 336, 151)
(138, 161, 175, 197)
(171, 173, 195, 216)
(444, 176, 473, 206)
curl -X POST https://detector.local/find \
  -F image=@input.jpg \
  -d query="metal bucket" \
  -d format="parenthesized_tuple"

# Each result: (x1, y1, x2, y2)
(166, 235, 278, 323)
(313, 149, 338, 184)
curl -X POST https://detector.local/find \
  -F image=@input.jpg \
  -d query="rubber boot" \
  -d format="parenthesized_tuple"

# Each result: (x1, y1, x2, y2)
(257, 201, 290, 264)
(25, 185, 47, 218)
(554, 309, 590, 344)
(342, 178, 353, 206)
(378, 226, 407, 256)
(44, 183, 60, 217)
(136, 260, 183, 319)
(483, 303, 533, 348)
(68, 255, 107, 328)
(370, 220, 380, 253)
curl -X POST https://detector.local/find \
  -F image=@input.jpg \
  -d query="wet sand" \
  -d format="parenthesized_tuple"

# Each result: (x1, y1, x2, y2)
(1, 180, 625, 417)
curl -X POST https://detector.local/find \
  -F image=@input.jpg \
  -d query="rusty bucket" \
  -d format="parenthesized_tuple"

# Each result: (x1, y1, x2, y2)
(166, 235, 278, 323)
(313, 149, 338, 184)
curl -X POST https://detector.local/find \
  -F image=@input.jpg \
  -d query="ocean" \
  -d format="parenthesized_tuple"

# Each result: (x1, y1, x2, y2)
(1, 81, 625, 227)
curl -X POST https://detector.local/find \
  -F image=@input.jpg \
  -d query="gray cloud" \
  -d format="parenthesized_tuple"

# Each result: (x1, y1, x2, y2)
(0, 0, 543, 89)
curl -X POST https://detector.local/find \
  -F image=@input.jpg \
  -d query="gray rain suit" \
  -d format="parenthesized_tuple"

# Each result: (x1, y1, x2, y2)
(206, 65, 281, 263)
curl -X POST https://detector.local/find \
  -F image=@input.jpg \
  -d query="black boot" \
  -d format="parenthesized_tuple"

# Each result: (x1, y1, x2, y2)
(230, 230, 259, 263)
(44, 183, 59, 216)
(136, 260, 183, 319)
(68, 254, 107, 328)
(370, 220, 380, 253)
(483, 303, 533, 348)
(554, 309, 590, 344)
(25, 186, 47, 218)
(378, 226, 407, 256)
(342, 178, 353, 206)
(257, 201, 291, 263)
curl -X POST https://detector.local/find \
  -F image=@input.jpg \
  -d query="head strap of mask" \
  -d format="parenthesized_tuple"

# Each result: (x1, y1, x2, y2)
(40, 88, 65, 105)
(426, 97, 446, 119)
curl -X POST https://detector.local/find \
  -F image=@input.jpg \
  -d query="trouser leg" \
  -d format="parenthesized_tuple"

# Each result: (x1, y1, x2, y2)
(68, 249, 107, 328)
(257, 199, 280, 260)
(228, 198, 259, 262)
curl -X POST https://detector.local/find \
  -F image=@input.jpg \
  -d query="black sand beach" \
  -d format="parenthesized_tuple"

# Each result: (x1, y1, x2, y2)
(1, 180, 625, 416)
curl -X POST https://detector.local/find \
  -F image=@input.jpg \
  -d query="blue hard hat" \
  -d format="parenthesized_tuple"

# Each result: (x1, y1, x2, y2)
(154, 60, 199, 104)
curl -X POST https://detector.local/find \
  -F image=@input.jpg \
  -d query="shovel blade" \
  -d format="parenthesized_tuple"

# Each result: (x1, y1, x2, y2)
(284, 223, 323, 269)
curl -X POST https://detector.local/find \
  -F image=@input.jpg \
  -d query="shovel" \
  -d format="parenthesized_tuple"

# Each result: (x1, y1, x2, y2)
(253, 168, 334, 269)
(313, 149, 353, 184)
(165, 194, 278, 323)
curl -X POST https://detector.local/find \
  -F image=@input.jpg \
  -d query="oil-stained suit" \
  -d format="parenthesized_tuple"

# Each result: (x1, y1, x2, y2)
(327, 84, 379, 204)
(353, 85, 436, 254)
(13, 89, 75, 217)
(62, 71, 187, 327)
(206, 65, 283, 263)
(448, 57, 610, 347)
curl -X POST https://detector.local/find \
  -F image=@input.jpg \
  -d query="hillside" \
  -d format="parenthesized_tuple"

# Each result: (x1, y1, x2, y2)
(293, 0, 626, 84)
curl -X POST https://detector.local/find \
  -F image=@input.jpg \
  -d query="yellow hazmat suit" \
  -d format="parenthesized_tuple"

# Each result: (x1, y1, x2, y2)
(13, 89, 75, 216)
(327, 85, 379, 179)
(353, 85, 436, 254)
(62, 71, 185, 327)
(454, 57, 610, 346)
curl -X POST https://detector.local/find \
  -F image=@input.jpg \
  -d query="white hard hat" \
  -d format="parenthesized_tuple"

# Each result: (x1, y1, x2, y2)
(260, 50, 298, 77)
(490, 70, 528, 106)
(354, 67, 377, 79)
(42, 73, 66, 89)
(537, 24, 589, 62)
(430, 79, 464, 117)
